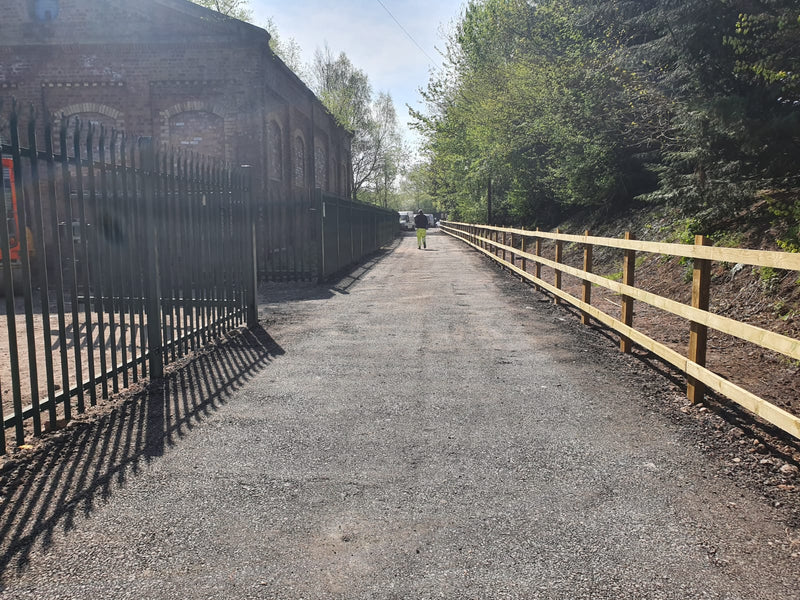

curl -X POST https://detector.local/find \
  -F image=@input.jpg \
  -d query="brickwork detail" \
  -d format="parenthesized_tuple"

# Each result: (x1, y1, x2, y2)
(169, 111, 224, 158)
(0, 0, 353, 198)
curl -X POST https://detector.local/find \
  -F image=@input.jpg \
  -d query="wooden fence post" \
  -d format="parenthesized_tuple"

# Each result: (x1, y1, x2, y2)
(520, 228, 527, 275)
(688, 235, 711, 403)
(534, 228, 541, 290)
(620, 232, 636, 353)
(582, 230, 592, 325)
(554, 229, 562, 305)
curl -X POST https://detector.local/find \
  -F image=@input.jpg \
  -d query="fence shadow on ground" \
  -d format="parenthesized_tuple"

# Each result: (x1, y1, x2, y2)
(258, 236, 402, 304)
(0, 325, 284, 582)
(329, 236, 401, 295)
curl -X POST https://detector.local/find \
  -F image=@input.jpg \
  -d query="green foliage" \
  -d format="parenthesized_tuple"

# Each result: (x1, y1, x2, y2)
(310, 47, 407, 203)
(190, 0, 252, 22)
(413, 0, 800, 232)
(773, 300, 799, 323)
(672, 218, 703, 245)
(264, 17, 306, 80)
(709, 230, 746, 249)
(758, 266, 782, 294)
(766, 194, 800, 253)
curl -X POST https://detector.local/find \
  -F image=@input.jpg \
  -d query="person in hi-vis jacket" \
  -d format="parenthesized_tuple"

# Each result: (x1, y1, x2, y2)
(414, 209, 428, 249)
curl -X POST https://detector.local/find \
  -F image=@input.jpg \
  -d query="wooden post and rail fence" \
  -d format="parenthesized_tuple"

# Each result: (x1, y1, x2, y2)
(440, 221, 800, 441)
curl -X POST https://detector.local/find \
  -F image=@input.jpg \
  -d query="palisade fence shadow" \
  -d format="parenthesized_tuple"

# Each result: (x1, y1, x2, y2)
(0, 104, 258, 454)
(0, 325, 284, 577)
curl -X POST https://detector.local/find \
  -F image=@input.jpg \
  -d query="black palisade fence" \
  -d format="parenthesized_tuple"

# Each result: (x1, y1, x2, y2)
(316, 190, 398, 280)
(0, 103, 257, 453)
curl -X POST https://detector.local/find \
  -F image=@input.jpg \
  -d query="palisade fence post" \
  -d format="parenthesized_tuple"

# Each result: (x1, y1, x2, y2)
(243, 165, 259, 328)
(29, 112, 59, 428)
(139, 137, 163, 379)
(687, 234, 711, 403)
(10, 106, 42, 431)
(582, 230, 593, 325)
(620, 231, 636, 353)
(316, 189, 325, 283)
(0, 110, 22, 448)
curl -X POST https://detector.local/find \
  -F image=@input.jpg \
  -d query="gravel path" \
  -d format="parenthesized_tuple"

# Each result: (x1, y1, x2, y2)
(0, 230, 797, 599)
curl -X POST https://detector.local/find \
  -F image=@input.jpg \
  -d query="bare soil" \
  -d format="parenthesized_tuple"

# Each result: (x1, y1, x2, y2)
(516, 204, 800, 484)
(549, 204, 800, 418)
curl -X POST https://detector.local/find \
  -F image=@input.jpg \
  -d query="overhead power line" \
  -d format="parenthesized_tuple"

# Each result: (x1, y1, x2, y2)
(374, 0, 437, 65)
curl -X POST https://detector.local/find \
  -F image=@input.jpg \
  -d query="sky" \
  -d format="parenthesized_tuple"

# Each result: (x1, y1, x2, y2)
(249, 0, 466, 156)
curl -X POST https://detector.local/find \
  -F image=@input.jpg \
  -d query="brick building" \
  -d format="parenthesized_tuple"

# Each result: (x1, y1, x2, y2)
(0, 0, 353, 201)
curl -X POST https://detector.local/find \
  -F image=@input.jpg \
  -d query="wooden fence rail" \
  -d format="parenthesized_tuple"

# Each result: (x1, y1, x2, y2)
(441, 221, 800, 440)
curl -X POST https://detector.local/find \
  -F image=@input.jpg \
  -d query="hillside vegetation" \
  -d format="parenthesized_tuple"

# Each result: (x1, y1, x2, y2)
(413, 0, 800, 252)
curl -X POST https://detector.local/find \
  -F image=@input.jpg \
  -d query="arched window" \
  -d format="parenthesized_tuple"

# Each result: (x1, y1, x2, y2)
(53, 104, 123, 157)
(268, 120, 282, 180)
(169, 111, 225, 159)
(293, 135, 305, 188)
(314, 143, 327, 190)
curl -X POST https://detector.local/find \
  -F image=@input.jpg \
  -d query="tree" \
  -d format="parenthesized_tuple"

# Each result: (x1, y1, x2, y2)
(366, 92, 407, 208)
(311, 47, 407, 203)
(190, 0, 252, 22)
(594, 0, 800, 226)
(414, 0, 642, 225)
(396, 162, 436, 213)
(413, 0, 800, 230)
(264, 17, 307, 81)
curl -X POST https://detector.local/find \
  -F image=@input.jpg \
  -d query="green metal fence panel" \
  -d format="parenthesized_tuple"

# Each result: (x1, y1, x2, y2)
(316, 191, 396, 281)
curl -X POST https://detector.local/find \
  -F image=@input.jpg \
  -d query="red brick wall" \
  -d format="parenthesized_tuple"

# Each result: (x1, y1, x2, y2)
(0, 0, 353, 200)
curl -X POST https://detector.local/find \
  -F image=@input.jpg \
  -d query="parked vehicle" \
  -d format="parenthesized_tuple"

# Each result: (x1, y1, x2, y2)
(1, 157, 35, 294)
(398, 211, 415, 231)
(425, 214, 435, 228)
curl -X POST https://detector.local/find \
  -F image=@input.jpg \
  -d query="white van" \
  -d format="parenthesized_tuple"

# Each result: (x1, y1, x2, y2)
(398, 211, 415, 231)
